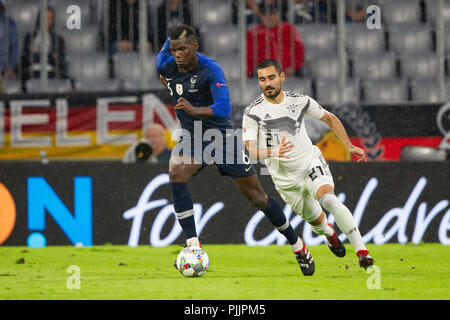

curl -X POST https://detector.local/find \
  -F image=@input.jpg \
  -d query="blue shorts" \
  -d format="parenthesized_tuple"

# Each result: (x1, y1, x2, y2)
(172, 129, 256, 178)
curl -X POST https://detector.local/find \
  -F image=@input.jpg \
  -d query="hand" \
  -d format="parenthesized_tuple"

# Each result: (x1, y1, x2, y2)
(175, 97, 196, 115)
(348, 145, 367, 162)
(159, 74, 167, 87)
(274, 136, 294, 158)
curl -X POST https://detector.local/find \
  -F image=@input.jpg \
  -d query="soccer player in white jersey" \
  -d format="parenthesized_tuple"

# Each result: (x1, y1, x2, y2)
(242, 59, 374, 269)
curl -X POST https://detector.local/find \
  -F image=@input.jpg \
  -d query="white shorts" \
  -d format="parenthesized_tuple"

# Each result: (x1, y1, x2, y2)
(274, 155, 334, 222)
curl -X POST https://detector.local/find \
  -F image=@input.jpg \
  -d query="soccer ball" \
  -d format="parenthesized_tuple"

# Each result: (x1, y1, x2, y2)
(176, 246, 209, 277)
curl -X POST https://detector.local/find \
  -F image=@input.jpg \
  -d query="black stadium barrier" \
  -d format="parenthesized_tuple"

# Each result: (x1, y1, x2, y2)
(0, 161, 449, 247)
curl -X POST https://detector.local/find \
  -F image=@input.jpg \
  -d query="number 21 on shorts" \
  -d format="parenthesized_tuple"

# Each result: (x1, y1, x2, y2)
(308, 165, 325, 181)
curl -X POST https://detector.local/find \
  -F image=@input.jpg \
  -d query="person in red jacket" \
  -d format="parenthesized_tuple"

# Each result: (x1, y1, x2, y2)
(247, 3, 304, 77)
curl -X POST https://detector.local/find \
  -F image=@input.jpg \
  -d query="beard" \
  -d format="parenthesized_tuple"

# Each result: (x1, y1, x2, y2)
(263, 86, 282, 99)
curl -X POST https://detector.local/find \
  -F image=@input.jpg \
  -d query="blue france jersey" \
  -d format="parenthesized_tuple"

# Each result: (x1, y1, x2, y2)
(156, 38, 234, 133)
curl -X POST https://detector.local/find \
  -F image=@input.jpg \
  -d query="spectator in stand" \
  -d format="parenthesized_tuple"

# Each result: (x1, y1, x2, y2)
(0, 0, 19, 81)
(108, 0, 154, 55)
(122, 123, 172, 164)
(233, 0, 288, 25)
(157, 0, 199, 50)
(292, 0, 336, 24)
(346, 3, 366, 22)
(20, 6, 69, 92)
(234, 0, 336, 25)
(0, 74, 4, 93)
(246, 3, 304, 77)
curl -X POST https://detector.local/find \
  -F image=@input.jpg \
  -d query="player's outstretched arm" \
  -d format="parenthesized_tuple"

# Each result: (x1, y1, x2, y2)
(156, 38, 173, 73)
(159, 74, 167, 87)
(319, 111, 367, 162)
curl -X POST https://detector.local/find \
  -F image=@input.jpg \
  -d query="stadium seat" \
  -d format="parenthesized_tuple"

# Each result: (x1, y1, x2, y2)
(25, 78, 72, 93)
(351, 52, 397, 80)
(3, 79, 22, 94)
(307, 53, 348, 80)
(283, 77, 313, 97)
(388, 24, 432, 54)
(445, 28, 450, 54)
(202, 25, 240, 56)
(113, 52, 156, 84)
(228, 79, 262, 106)
(122, 78, 162, 91)
(67, 53, 109, 82)
(401, 146, 447, 161)
(448, 55, 450, 74)
(198, 0, 232, 26)
(362, 79, 408, 103)
(345, 24, 386, 54)
(61, 26, 100, 54)
(227, 80, 241, 106)
(400, 53, 438, 80)
(410, 79, 450, 103)
(425, 0, 450, 24)
(74, 79, 122, 92)
(215, 53, 242, 81)
(381, 0, 422, 26)
(296, 24, 336, 60)
(315, 79, 360, 105)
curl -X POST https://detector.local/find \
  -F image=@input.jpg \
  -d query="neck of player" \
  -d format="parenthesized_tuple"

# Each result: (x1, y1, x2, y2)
(178, 54, 199, 73)
(265, 90, 285, 104)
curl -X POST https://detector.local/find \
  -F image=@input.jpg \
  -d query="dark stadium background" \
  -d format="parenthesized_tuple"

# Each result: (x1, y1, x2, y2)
(0, 0, 449, 248)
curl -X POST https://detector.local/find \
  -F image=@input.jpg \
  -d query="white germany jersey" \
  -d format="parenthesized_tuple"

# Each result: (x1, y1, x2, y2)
(242, 91, 326, 187)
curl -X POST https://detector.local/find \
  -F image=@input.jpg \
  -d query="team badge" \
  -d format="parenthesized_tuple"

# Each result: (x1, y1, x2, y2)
(189, 75, 198, 93)
(287, 104, 299, 117)
(176, 83, 183, 95)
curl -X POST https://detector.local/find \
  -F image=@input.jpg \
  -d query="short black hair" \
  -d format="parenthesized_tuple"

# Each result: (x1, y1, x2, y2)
(255, 59, 283, 75)
(168, 24, 198, 43)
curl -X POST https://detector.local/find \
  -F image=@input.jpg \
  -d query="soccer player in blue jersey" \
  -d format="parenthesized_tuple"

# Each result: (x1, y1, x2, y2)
(156, 24, 315, 276)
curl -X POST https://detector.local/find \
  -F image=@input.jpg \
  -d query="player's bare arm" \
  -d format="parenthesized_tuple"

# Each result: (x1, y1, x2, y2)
(319, 111, 367, 162)
(244, 136, 294, 160)
(175, 97, 214, 117)
(159, 74, 167, 87)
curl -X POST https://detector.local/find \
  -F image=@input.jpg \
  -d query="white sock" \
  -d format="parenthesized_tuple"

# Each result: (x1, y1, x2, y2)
(319, 193, 366, 252)
(290, 237, 305, 254)
(186, 237, 200, 247)
(310, 217, 334, 238)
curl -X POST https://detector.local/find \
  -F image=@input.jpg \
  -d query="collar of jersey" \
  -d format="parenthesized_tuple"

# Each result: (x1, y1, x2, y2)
(261, 90, 286, 105)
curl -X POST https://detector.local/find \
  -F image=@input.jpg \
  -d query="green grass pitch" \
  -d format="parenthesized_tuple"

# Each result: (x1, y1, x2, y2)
(0, 243, 449, 300)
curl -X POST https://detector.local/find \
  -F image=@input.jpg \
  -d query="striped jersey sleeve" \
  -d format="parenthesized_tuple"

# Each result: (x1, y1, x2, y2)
(305, 96, 325, 120)
(242, 96, 263, 141)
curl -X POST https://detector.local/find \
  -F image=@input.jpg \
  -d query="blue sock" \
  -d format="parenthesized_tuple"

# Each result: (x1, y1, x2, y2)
(171, 182, 197, 239)
(263, 196, 298, 245)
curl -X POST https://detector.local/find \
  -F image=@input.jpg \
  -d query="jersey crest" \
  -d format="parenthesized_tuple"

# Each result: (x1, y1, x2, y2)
(176, 83, 183, 95)
(257, 98, 310, 136)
